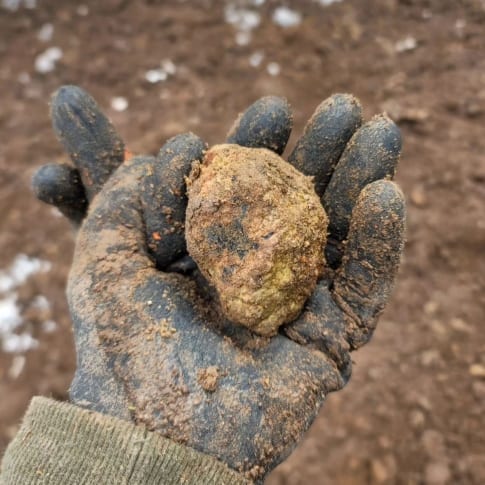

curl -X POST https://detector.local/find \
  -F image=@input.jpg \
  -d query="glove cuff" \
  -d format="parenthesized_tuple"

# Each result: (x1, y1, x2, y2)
(1, 396, 250, 485)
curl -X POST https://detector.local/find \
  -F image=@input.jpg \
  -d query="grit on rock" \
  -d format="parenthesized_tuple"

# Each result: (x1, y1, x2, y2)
(0, 1, 484, 484)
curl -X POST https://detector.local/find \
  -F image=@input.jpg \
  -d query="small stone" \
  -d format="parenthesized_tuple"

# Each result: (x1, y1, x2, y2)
(449, 317, 472, 333)
(424, 461, 451, 485)
(410, 409, 425, 428)
(411, 186, 428, 208)
(469, 364, 485, 378)
(424, 300, 439, 315)
(371, 459, 389, 483)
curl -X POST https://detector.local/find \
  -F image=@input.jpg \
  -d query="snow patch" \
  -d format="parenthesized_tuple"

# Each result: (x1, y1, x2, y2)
(317, 0, 343, 6)
(267, 62, 281, 76)
(111, 96, 129, 112)
(38, 23, 54, 43)
(0, 254, 51, 293)
(35, 47, 63, 74)
(2, 0, 36, 11)
(272, 7, 301, 28)
(249, 51, 264, 67)
(0, 255, 51, 353)
(145, 59, 176, 84)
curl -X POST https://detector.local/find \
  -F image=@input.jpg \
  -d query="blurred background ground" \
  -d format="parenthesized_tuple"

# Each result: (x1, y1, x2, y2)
(0, 0, 484, 483)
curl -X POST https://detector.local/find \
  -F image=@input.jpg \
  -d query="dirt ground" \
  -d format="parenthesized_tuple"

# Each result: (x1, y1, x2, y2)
(1, 0, 484, 483)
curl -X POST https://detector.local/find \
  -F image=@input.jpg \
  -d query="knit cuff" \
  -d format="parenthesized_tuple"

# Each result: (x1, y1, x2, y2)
(0, 396, 250, 485)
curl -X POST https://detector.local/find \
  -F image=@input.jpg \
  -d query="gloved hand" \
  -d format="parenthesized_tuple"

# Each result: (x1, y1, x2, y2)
(33, 86, 405, 482)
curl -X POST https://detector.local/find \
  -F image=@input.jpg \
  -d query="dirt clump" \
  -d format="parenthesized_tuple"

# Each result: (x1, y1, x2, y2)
(197, 366, 220, 393)
(186, 144, 327, 337)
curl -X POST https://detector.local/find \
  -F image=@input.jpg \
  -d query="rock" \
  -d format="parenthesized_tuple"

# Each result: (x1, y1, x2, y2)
(186, 144, 327, 336)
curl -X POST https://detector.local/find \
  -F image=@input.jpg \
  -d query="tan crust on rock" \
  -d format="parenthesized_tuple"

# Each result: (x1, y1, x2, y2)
(186, 144, 328, 336)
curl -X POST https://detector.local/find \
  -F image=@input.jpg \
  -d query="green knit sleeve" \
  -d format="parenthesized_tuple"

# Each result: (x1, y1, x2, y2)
(0, 396, 250, 485)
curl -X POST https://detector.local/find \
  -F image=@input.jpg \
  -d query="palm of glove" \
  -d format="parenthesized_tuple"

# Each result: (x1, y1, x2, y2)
(34, 87, 405, 481)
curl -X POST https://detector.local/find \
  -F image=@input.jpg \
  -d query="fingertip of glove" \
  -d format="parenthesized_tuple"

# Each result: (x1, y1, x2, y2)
(226, 96, 293, 154)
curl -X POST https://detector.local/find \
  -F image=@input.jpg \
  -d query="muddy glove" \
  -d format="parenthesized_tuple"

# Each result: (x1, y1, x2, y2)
(33, 87, 405, 483)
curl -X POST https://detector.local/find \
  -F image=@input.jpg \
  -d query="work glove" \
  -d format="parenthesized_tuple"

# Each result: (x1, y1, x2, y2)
(32, 86, 405, 482)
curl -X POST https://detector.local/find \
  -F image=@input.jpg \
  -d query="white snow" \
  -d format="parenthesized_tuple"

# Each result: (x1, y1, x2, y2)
(111, 96, 129, 112)
(0, 293, 39, 353)
(42, 320, 57, 333)
(8, 355, 26, 379)
(34, 47, 63, 74)
(145, 59, 176, 84)
(1, 0, 36, 9)
(236, 31, 251, 46)
(395, 36, 418, 53)
(317, 0, 343, 6)
(225, 5, 261, 31)
(0, 254, 51, 293)
(267, 62, 281, 76)
(0, 255, 51, 353)
(249, 51, 264, 67)
(38, 23, 54, 43)
(31, 295, 50, 311)
(272, 7, 301, 28)
(0, 294, 22, 335)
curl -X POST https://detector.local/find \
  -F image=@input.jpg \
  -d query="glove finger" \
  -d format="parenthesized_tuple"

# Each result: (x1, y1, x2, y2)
(226, 96, 292, 154)
(141, 133, 207, 269)
(282, 280, 352, 380)
(332, 180, 406, 350)
(32, 163, 87, 225)
(288, 94, 362, 198)
(323, 114, 401, 267)
(51, 85, 125, 200)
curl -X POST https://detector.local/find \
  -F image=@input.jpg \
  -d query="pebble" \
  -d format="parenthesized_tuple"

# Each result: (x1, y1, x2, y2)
(423, 300, 439, 316)
(449, 317, 472, 333)
(469, 364, 485, 378)
(410, 409, 425, 428)
(410, 186, 428, 207)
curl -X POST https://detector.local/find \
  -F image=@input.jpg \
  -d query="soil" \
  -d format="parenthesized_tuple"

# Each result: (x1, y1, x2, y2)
(0, 0, 484, 484)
